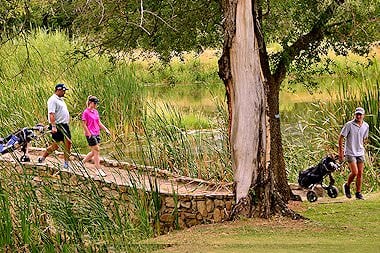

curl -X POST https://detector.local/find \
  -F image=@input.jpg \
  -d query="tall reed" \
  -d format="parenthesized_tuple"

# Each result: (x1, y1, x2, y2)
(111, 99, 232, 182)
(0, 154, 164, 252)
(0, 30, 144, 153)
(282, 57, 380, 191)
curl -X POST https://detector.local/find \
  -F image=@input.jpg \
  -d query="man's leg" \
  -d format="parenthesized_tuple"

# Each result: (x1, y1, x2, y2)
(63, 138, 72, 162)
(347, 161, 358, 186)
(343, 160, 358, 198)
(44, 142, 59, 158)
(356, 162, 364, 193)
(38, 142, 58, 163)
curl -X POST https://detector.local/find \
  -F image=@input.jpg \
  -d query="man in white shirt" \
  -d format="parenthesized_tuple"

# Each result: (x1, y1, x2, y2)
(38, 83, 72, 169)
(338, 107, 369, 200)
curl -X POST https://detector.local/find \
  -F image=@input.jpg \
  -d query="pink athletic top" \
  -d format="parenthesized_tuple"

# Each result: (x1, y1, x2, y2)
(82, 108, 100, 136)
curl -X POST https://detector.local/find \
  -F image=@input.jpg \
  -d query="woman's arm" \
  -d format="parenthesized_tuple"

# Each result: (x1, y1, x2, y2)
(99, 121, 110, 135)
(82, 120, 91, 136)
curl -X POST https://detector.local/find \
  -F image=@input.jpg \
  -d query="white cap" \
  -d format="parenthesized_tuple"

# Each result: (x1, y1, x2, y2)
(354, 107, 365, 115)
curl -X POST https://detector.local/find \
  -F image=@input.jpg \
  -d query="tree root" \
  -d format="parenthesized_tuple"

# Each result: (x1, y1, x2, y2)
(229, 190, 306, 221)
(290, 193, 302, 202)
(229, 195, 252, 220)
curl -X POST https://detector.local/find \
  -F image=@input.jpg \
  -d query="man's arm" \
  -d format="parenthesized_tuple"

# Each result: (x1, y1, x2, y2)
(49, 113, 57, 133)
(338, 135, 344, 162)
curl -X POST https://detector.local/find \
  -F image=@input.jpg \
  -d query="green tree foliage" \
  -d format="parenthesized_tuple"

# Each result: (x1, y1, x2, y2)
(0, 0, 58, 39)
(42, 0, 223, 60)
(262, 0, 379, 83)
(0, 0, 28, 39)
(2, 0, 378, 71)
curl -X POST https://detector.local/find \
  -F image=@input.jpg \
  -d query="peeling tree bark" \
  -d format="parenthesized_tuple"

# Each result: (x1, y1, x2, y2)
(219, 0, 266, 207)
(219, 0, 302, 219)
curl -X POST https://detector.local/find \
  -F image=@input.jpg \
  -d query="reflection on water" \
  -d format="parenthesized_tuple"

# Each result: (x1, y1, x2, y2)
(144, 82, 225, 116)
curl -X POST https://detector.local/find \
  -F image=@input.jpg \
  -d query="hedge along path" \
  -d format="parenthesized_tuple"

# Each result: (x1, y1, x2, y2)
(0, 147, 233, 197)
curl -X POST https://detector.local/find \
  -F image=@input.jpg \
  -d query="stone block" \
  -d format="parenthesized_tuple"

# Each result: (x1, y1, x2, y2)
(165, 197, 176, 208)
(183, 212, 196, 219)
(179, 196, 191, 202)
(178, 218, 186, 228)
(186, 218, 199, 227)
(196, 201, 207, 217)
(160, 213, 175, 223)
(214, 199, 224, 208)
(180, 201, 191, 209)
(191, 200, 198, 211)
(213, 208, 222, 223)
(108, 190, 120, 200)
(69, 175, 79, 186)
(206, 199, 214, 212)
(225, 200, 233, 210)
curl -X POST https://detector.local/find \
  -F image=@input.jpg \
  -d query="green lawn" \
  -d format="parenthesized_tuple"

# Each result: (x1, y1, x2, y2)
(147, 192, 380, 253)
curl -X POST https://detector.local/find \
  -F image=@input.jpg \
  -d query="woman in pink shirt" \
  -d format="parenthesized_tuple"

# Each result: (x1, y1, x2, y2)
(82, 95, 110, 177)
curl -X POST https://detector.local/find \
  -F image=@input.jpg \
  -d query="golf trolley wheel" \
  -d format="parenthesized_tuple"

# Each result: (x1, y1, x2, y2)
(20, 155, 30, 162)
(327, 186, 338, 198)
(307, 190, 318, 202)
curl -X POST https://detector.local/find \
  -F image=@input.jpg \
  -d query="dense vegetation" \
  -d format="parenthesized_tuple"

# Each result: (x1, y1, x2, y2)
(0, 31, 379, 251)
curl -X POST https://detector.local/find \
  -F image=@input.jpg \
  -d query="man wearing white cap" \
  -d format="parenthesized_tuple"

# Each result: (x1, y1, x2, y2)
(338, 107, 369, 200)
(38, 83, 72, 169)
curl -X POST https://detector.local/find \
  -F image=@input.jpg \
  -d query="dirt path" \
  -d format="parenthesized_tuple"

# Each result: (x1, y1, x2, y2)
(0, 147, 233, 196)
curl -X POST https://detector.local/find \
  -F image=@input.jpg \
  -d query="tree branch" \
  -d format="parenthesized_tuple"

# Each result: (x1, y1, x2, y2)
(254, 0, 272, 82)
(273, 0, 345, 84)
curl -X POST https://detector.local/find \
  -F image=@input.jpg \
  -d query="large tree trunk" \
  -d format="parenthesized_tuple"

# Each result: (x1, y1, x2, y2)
(219, 0, 302, 219)
(267, 78, 294, 201)
(268, 0, 347, 202)
(218, 0, 267, 214)
(253, 5, 295, 203)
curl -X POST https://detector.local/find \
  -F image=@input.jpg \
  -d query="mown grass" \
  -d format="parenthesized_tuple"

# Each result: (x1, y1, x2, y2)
(148, 192, 380, 253)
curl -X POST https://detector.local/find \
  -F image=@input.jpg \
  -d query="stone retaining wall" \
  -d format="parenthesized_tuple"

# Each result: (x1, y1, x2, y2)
(3, 162, 234, 234)
(160, 194, 234, 234)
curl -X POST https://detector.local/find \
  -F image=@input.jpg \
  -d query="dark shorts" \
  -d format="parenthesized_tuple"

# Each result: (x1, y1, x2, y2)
(50, 123, 71, 142)
(345, 155, 365, 163)
(86, 135, 101, 146)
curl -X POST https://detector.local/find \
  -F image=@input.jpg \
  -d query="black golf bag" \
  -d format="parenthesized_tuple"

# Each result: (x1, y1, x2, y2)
(298, 156, 340, 202)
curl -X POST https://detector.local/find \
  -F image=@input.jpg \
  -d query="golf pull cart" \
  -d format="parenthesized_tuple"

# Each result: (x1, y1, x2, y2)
(298, 156, 341, 202)
(0, 124, 47, 162)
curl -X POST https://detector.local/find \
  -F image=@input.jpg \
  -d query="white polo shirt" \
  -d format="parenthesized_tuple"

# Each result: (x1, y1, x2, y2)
(47, 94, 70, 124)
(340, 119, 369, 156)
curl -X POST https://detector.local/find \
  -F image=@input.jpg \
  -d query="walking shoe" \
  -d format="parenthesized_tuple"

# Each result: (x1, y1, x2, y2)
(63, 161, 69, 170)
(96, 168, 107, 177)
(343, 183, 351, 198)
(355, 192, 364, 200)
(38, 157, 45, 163)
